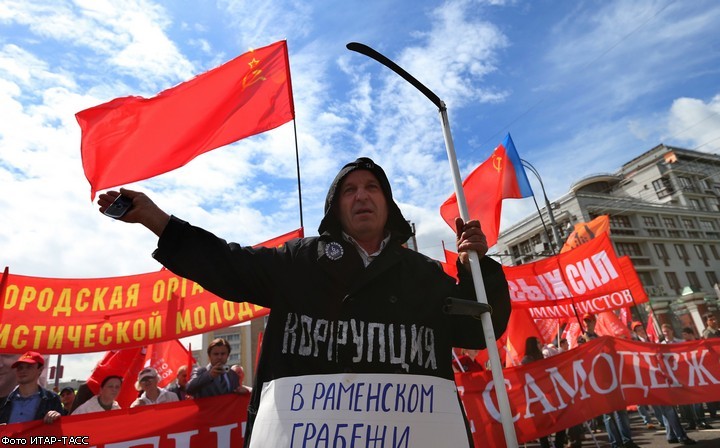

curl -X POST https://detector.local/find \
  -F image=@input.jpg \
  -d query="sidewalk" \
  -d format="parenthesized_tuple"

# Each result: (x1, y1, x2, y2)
(522, 411, 720, 447)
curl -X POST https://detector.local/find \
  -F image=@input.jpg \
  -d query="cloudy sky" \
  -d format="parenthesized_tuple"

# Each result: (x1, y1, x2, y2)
(2, 0, 719, 381)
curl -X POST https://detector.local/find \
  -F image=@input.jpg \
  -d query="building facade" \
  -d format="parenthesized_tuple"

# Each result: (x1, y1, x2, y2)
(495, 144, 720, 335)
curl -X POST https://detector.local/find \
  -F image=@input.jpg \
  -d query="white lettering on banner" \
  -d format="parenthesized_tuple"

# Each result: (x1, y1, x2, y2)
(509, 249, 623, 305)
(249, 373, 470, 448)
(282, 313, 437, 372)
(102, 424, 238, 448)
(478, 344, 720, 424)
(528, 289, 634, 319)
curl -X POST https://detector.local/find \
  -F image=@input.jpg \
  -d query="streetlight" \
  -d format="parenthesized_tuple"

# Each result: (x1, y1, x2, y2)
(521, 159, 564, 253)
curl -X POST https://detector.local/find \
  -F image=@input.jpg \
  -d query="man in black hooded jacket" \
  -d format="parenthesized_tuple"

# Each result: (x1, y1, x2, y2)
(98, 157, 511, 447)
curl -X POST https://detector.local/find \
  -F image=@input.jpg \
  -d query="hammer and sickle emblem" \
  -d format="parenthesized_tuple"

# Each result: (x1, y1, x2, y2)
(242, 58, 266, 89)
(492, 155, 503, 172)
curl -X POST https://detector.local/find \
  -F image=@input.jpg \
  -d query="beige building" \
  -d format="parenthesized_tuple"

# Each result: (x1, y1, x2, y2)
(494, 144, 720, 335)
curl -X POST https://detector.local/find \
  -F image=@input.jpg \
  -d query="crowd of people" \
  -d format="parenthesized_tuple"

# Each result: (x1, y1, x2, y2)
(514, 312, 720, 447)
(0, 337, 252, 425)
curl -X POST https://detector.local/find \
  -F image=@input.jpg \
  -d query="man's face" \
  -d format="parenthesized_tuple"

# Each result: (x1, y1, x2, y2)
(707, 315, 718, 330)
(662, 326, 674, 340)
(336, 170, 388, 242)
(177, 369, 188, 386)
(682, 332, 695, 341)
(14, 363, 42, 386)
(209, 345, 229, 366)
(139, 375, 158, 391)
(634, 327, 648, 339)
(584, 318, 596, 331)
(60, 391, 75, 406)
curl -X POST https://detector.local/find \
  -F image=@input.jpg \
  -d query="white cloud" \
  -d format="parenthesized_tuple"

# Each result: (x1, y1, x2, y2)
(667, 95, 720, 153)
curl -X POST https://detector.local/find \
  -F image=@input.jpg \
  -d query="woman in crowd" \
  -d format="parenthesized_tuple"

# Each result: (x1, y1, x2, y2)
(72, 375, 122, 414)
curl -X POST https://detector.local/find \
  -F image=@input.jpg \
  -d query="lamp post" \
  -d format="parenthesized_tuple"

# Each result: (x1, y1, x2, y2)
(521, 160, 564, 252)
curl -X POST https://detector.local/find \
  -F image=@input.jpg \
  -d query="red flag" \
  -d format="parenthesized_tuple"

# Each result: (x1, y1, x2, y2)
(440, 134, 533, 247)
(254, 228, 304, 249)
(561, 215, 610, 253)
(86, 347, 147, 408)
(77, 40, 295, 198)
(646, 311, 660, 343)
(441, 247, 459, 280)
(595, 311, 633, 339)
(562, 321, 583, 349)
(145, 340, 191, 388)
(503, 308, 542, 367)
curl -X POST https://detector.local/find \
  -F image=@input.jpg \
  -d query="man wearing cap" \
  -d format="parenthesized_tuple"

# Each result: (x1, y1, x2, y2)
(98, 157, 511, 447)
(59, 386, 75, 415)
(0, 351, 63, 424)
(130, 367, 179, 407)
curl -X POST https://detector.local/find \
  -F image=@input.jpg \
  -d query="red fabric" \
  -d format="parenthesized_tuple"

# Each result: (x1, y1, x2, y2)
(595, 311, 633, 339)
(534, 318, 560, 344)
(441, 248, 459, 280)
(85, 347, 147, 408)
(502, 308, 542, 367)
(440, 134, 532, 247)
(646, 311, 660, 343)
(457, 337, 720, 446)
(562, 321, 583, 348)
(145, 340, 191, 389)
(77, 40, 295, 198)
(502, 233, 648, 317)
(254, 227, 303, 248)
(560, 215, 610, 253)
(0, 394, 250, 446)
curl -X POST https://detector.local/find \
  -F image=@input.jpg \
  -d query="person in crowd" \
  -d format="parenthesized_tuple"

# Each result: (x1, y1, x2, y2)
(168, 365, 190, 400)
(630, 321, 663, 429)
(72, 375, 122, 414)
(98, 157, 511, 447)
(0, 351, 63, 424)
(59, 386, 75, 416)
(231, 364, 252, 394)
(130, 367, 178, 407)
(187, 338, 241, 398)
(702, 313, 720, 339)
(558, 338, 568, 352)
(453, 348, 484, 373)
(582, 313, 600, 340)
(521, 336, 566, 448)
(657, 324, 697, 445)
(678, 327, 713, 430)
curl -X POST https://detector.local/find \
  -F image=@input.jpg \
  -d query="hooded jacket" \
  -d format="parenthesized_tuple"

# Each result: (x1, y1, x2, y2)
(152, 157, 511, 447)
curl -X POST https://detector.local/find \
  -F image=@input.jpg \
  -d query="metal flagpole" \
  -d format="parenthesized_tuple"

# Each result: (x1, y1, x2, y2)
(439, 105, 518, 447)
(346, 42, 518, 446)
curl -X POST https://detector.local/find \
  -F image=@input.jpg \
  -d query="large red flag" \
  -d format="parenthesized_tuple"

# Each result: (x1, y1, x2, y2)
(77, 40, 295, 198)
(440, 133, 533, 247)
(503, 308, 542, 367)
(85, 347, 147, 408)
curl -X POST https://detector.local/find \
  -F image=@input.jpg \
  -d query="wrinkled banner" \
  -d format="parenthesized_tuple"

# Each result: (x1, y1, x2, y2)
(0, 269, 268, 354)
(502, 233, 648, 318)
(458, 337, 720, 446)
(2, 338, 719, 447)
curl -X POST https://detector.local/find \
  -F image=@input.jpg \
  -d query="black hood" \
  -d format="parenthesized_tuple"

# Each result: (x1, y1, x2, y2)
(317, 157, 413, 244)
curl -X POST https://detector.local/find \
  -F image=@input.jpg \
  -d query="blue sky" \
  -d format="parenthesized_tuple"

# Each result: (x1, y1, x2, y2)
(2, 0, 719, 380)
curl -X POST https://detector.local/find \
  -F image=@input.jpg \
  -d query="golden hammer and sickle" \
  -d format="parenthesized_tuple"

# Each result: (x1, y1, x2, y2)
(492, 155, 503, 172)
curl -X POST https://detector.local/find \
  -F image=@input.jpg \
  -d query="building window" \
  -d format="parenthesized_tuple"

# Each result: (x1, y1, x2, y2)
(665, 272, 681, 294)
(677, 176, 694, 192)
(694, 244, 709, 266)
(711, 245, 720, 260)
(686, 272, 702, 291)
(610, 215, 632, 228)
(616, 242, 643, 257)
(653, 178, 674, 198)
(689, 198, 705, 211)
(699, 220, 717, 231)
(663, 217, 677, 228)
(647, 228, 665, 237)
(682, 218, 696, 229)
(654, 243, 669, 266)
(674, 244, 690, 266)
(642, 216, 657, 227)
(707, 271, 719, 287)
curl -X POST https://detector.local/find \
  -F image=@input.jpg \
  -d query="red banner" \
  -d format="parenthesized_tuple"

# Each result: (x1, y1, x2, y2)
(502, 233, 648, 318)
(0, 394, 249, 447)
(0, 269, 268, 354)
(0, 229, 303, 354)
(2, 338, 720, 447)
(458, 337, 720, 446)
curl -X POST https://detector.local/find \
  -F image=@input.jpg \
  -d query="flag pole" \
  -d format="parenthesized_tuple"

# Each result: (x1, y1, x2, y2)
(292, 119, 304, 230)
(439, 104, 518, 447)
